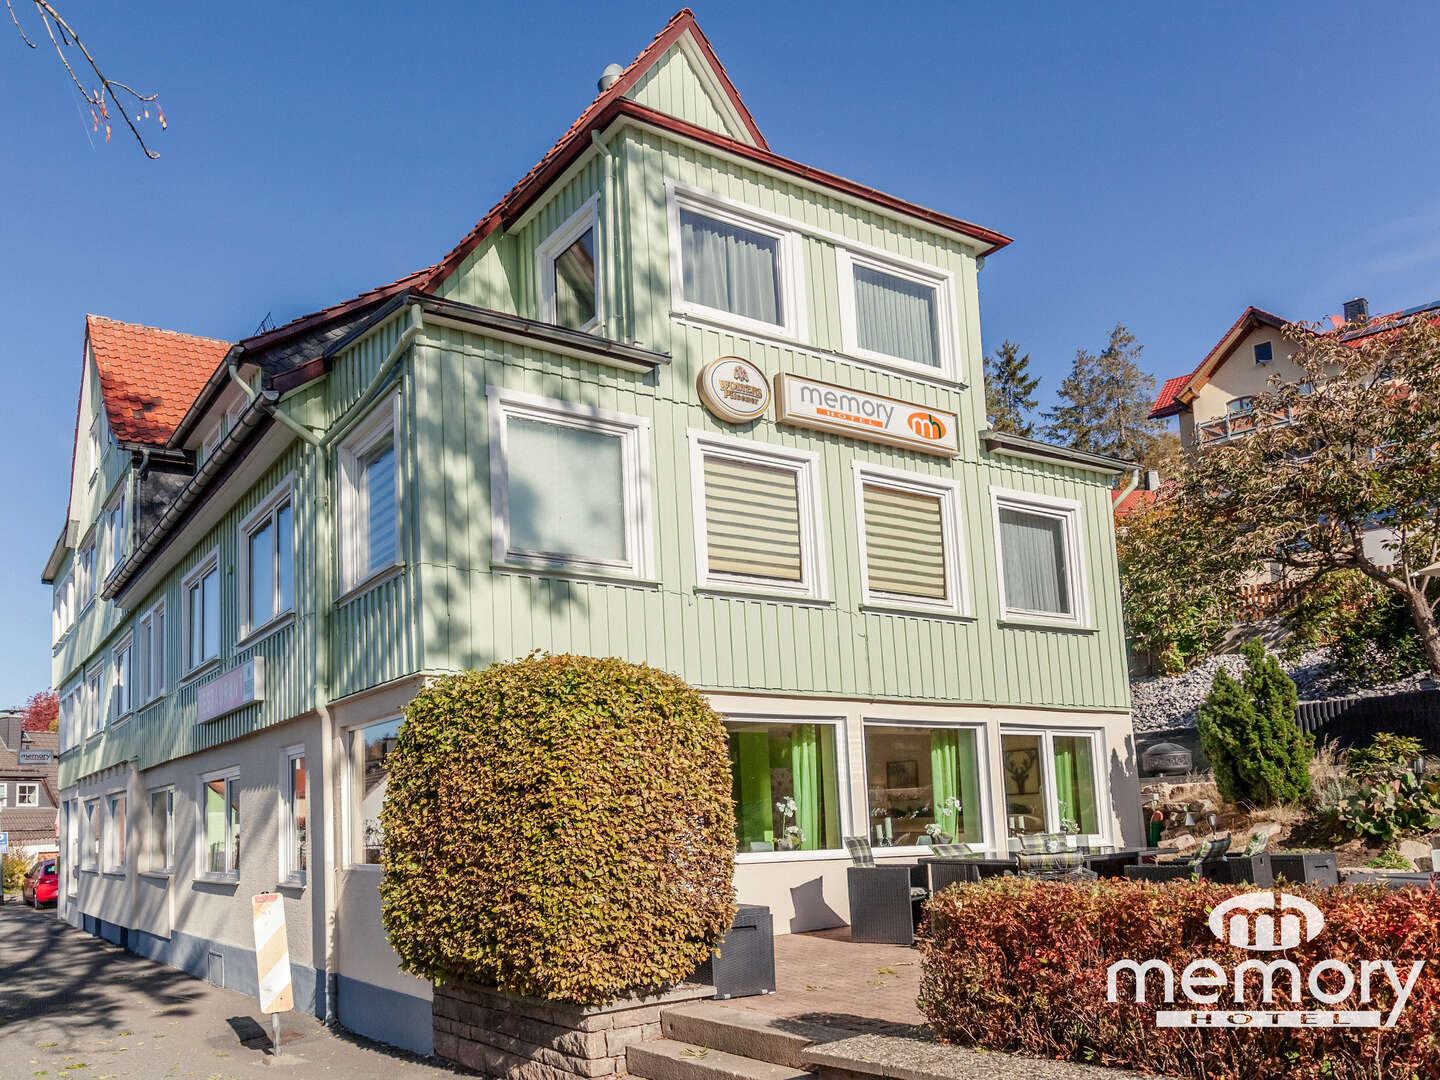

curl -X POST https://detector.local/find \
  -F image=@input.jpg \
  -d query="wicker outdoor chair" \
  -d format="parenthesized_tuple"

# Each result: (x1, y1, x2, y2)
(844, 836, 928, 945)
(1014, 848, 1099, 882)
(1124, 835, 1232, 883)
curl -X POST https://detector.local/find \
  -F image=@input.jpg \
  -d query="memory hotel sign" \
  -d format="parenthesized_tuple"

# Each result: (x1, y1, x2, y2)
(773, 374, 958, 457)
(196, 657, 266, 724)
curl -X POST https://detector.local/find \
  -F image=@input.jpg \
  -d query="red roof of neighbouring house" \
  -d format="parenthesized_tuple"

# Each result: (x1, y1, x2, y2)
(86, 315, 233, 446)
(1111, 487, 1157, 516)
(1148, 306, 1290, 419)
(1149, 374, 1192, 419)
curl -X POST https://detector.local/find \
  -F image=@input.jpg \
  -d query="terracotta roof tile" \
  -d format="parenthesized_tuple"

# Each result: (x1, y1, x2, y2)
(87, 315, 233, 446)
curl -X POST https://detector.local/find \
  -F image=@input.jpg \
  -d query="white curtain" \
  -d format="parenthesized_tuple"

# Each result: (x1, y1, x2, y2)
(507, 418, 626, 563)
(853, 264, 939, 367)
(999, 508, 1069, 614)
(680, 208, 780, 324)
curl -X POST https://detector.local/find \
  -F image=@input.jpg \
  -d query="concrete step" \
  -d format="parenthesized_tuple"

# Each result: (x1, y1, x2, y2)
(628, 1038, 812, 1080)
(661, 1002, 852, 1069)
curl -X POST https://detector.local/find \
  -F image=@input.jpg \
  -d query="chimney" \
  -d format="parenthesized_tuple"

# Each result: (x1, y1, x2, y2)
(1144, 469, 1161, 491)
(0, 712, 20, 751)
(597, 63, 624, 93)
(1343, 297, 1369, 325)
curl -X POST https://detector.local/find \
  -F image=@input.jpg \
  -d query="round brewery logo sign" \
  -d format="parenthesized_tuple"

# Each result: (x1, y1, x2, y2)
(697, 356, 770, 424)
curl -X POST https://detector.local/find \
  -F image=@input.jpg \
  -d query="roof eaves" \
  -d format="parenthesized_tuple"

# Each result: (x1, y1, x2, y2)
(982, 430, 1135, 475)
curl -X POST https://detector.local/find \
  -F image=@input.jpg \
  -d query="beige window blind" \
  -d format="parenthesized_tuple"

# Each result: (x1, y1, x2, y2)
(703, 455, 803, 582)
(862, 484, 947, 600)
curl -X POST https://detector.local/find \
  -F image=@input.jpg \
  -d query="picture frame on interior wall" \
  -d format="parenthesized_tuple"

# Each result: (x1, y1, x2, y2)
(988, 486, 1091, 629)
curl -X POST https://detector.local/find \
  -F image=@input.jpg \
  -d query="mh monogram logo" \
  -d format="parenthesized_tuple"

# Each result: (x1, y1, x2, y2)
(1207, 891, 1325, 951)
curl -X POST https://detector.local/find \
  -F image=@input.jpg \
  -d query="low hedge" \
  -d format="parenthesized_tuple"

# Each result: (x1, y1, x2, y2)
(379, 654, 736, 1006)
(919, 878, 1440, 1079)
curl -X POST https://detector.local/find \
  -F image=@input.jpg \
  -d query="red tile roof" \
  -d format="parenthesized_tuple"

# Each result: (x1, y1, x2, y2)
(1148, 306, 1290, 419)
(1149, 374, 1192, 419)
(86, 315, 233, 446)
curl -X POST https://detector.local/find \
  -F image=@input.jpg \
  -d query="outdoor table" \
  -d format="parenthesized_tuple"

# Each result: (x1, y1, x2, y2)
(1082, 846, 1177, 878)
(918, 855, 1017, 893)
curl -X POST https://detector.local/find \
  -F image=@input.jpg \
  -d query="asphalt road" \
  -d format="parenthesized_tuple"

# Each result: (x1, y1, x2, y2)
(0, 902, 464, 1079)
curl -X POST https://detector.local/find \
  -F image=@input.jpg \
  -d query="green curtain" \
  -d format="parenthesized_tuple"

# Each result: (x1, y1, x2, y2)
(1054, 736, 1099, 834)
(730, 732, 773, 848)
(931, 730, 983, 843)
(791, 724, 821, 850)
(819, 726, 840, 850)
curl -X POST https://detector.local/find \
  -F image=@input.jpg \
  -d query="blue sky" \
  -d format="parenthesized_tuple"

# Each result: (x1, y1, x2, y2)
(3, 1, 1439, 702)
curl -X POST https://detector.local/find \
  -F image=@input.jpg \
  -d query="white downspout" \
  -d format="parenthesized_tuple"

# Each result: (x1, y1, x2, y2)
(227, 359, 322, 447)
(591, 131, 618, 340)
(321, 303, 424, 449)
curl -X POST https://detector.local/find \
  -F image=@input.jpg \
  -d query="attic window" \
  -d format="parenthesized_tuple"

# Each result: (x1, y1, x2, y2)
(537, 198, 600, 333)
(1253, 341, 1273, 365)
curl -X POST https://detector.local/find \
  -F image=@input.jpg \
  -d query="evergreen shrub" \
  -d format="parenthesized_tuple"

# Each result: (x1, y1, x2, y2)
(379, 654, 736, 1005)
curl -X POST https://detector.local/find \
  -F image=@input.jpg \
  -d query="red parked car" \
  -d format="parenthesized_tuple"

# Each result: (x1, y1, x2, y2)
(22, 858, 58, 906)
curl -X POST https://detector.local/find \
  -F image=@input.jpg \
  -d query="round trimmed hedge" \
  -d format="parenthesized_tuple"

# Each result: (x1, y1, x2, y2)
(379, 654, 737, 1005)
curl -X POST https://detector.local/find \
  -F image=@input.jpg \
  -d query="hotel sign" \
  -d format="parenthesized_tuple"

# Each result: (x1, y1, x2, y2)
(773, 374, 959, 457)
(17, 749, 53, 765)
(698, 356, 770, 424)
(196, 657, 266, 724)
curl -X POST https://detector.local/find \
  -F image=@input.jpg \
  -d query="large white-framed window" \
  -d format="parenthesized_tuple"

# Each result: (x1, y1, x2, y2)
(76, 531, 96, 611)
(182, 549, 221, 675)
(237, 477, 295, 640)
(65, 801, 79, 894)
(836, 247, 958, 380)
(197, 767, 240, 880)
(862, 720, 991, 853)
(0, 783, 7, 807)
(280, 744, 308, 885)
(999, 728, 1108, 847)
(667, 182, 806, 341)
(111, 632, 134, 722)
(84, 797, 101, 870)
(536, 195, 601, 332)
(487, 388, 653, 580)
(337, 393, 401, 595)
(135, 600, 165, 706)
(52, 569, 74, 644)
(990, 487, 1089, 627)
(725, 716, 847, 859)
(16, 782, 39, 808)
(852, 464, 969, 616)
(104, 791, 127, 872)
(347, 716, 401, 868)
(689, 431, 827, 601)
(145, 786, 174, 874)
(85, 663, 104, 736)
(59, 682, 82, 752)
(103, 487, 127, 578)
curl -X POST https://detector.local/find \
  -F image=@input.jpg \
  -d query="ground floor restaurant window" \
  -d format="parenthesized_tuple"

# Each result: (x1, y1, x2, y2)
(352, 718, 401, 865)
(1000, 731, 1100, 838)
(863, 724, 983, 847)
(726, 720, 840, 853)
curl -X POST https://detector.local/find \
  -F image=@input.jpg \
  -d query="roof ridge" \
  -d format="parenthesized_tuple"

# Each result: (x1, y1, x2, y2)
(86, 313, 233, 347)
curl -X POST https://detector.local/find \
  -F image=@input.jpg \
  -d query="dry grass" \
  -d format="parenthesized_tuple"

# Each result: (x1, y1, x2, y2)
(1310, 739, 1352, 810)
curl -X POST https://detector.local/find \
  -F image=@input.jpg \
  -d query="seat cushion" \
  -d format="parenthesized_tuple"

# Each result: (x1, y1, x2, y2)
(909, 886, 930, 900)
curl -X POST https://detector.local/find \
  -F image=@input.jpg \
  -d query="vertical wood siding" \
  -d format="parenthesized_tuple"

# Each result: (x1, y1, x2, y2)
(627, 47, 739, 141)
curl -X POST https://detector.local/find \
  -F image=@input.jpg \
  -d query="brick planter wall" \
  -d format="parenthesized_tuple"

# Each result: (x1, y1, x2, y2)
(433, 981, 713, 1079)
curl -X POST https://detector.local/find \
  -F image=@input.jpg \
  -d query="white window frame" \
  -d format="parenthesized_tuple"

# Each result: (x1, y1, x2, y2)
(999, 726, 1110, 848)
(52, 569, 74, 645)
(145, 785, 175, 875)
(66, 801, 79, 894)
(103, 790, 127, 873)
(536, 194, 601, 333)
(1253, 341, 1273, 366)
(103, 486, 127, 579)
(345, 715, 402, 870)
(337, 392, 402, 596)
(666, 181, 807, 342)
(726, 714, 850, 863)
(835, 246, 959, 381)
(135, 599, 166, 705)
(279, 744, 308, 886)
(88, 415, 101, 483)
(860, 719, 994, 856)
(200, 398, 245, 465)
(236, 475, 296, 641)
(196, 766, 241, 882)
(59, 682, 81, 753)
(989, 486, 1089, 628)
(487, 388, 653, 580)
(181, 547, 222, 677)
(112, 631, 134, 722)
(85, 663, 104, 737)
(16, 782, 39, 808)
(852, 463, 969, 617)
(77, 530, 96, 612)
(84, 797, 101, 870)
(689, 430, 827, 601)
(0, 783, 8, 808)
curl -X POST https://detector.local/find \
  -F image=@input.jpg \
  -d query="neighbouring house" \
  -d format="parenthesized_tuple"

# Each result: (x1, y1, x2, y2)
(0, 712, 60, 860)
(41, 11, 1141, 1055)
(1149, 296, 1440, 570)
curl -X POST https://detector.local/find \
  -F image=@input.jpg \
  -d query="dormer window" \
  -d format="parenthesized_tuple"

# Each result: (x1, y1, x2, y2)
(1253, 341, 1273, 365)
(537, 197, 600, 333)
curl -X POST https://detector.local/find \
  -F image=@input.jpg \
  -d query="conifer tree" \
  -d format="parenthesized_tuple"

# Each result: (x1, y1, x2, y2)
(1197, 640, 1312, 806)
(984, 340, 1040, 436)
(1042, 324, 1163, 462)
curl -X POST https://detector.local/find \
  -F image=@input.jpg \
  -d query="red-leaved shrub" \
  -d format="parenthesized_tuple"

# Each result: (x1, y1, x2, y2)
(919, 878, 1440, 1079)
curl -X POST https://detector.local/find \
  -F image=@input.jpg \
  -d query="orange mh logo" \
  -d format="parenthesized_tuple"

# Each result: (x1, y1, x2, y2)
(907, 411, 946, 440)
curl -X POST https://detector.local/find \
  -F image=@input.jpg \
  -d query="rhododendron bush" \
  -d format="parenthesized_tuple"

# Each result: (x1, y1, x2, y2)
(919, 878, 1440, 1079)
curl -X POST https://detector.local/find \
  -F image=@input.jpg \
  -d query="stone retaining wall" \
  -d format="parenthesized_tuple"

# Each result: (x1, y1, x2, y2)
(433, 981, 713, 1079)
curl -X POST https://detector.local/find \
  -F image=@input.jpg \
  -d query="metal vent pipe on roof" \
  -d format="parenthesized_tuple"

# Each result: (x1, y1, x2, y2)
(597, 63, 624, 92)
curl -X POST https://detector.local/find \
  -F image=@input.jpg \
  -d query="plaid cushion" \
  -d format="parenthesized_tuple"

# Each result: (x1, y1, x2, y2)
(1017, 849, 1086, 873)
(845, 836, 875, 867)
(1018, 833, 1066, 854)
(929, 843, 970, 857)
(1190, 835, 1231, 866)
(1243, 831, 1270, 857)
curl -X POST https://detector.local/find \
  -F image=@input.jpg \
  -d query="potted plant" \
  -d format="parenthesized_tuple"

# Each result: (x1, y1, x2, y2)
(925, 797, 964, 844)
(774, 797, 804, 851)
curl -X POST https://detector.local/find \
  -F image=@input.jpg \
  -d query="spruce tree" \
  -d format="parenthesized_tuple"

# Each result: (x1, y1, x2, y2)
(1042, 323, 1163, 461)
(984, 340, 1040, 437)
(1197, 640, 1312, 806)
